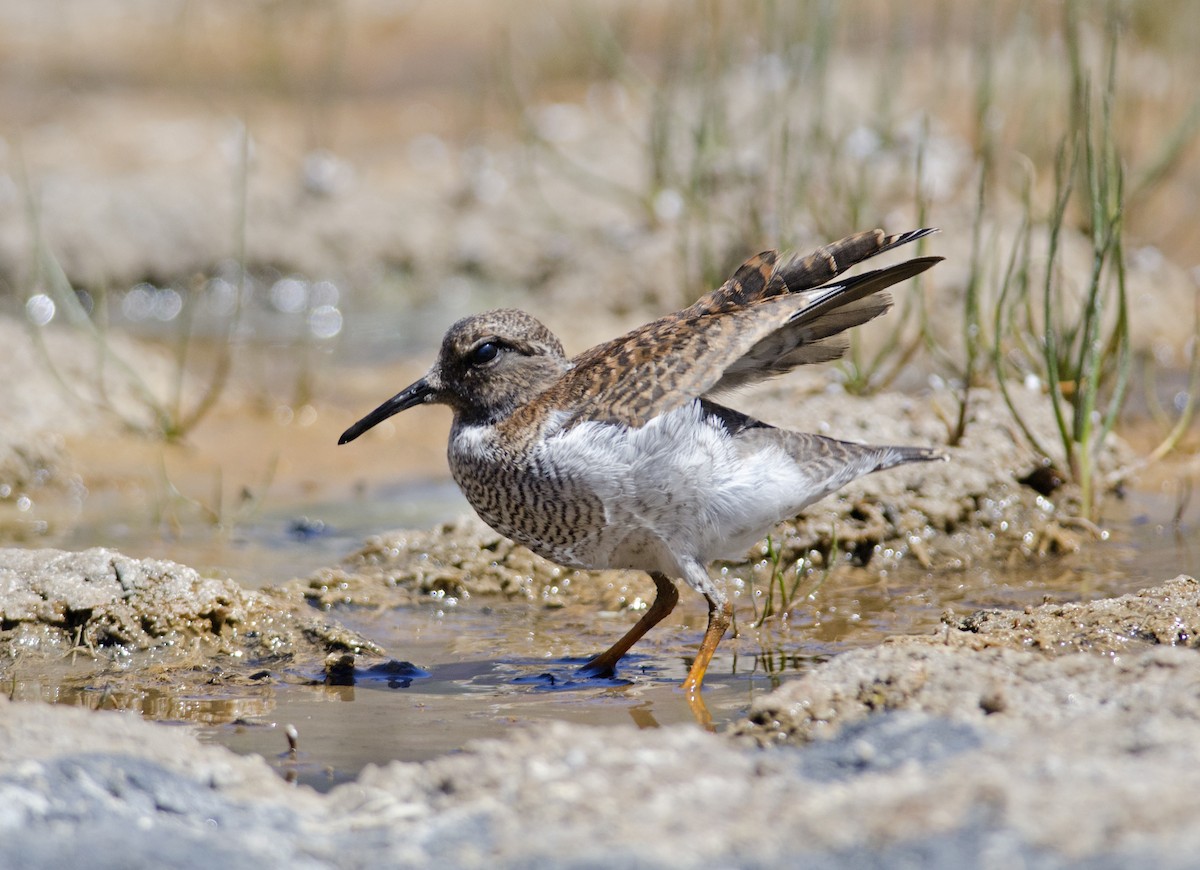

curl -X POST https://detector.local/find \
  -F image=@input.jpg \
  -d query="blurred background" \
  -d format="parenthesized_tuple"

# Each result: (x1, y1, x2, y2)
(1, 0, 1197, 584)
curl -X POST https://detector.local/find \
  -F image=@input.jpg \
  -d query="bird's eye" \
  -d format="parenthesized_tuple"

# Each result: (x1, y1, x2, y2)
(467, 341, 500, 366)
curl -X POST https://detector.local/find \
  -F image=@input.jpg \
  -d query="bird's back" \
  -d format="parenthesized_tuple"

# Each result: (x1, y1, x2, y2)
(504, 229, 940, 432)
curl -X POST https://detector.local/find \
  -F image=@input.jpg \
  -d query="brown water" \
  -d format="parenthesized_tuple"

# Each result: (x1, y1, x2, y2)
(9, 458, 1194, 792)
(3, 338, 1196, 791)
(3, 0, 1198, 807)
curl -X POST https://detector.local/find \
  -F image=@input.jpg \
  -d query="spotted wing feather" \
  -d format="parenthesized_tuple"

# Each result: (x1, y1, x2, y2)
(687, 228, 937, 314)
(514, 229, 940, 429)
(708, 255, 940, 394)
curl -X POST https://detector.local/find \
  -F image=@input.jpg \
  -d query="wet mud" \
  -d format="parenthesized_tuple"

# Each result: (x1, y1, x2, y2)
(4, 573, 1200, 867)
(0, 546, 377, 660)
(4, 3, 1200, 865)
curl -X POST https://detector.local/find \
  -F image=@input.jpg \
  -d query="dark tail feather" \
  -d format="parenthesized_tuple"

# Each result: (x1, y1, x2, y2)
(787, 256, 942, 333)
(691, 227, 940, 315)
(705, 253, 943, 394)
(877, 444, 947, 472)
(774, 227, 940, 296)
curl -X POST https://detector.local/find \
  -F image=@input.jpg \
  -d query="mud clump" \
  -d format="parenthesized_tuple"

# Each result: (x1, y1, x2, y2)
(6, 573, 1200, 866)
(733, 575, 1200, 746)
(0, 547, 379, 663)
(945, 575, 1200, 653)
(299, 518, 640, 612)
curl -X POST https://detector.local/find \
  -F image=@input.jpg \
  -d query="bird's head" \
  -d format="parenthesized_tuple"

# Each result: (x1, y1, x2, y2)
(338, 309, 570, 444)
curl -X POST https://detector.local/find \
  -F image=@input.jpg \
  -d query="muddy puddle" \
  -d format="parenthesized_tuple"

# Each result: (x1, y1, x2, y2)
(255, 509, 1190, 793)
(1, 307, 1194, 792)
(6, 463, 1193, 792)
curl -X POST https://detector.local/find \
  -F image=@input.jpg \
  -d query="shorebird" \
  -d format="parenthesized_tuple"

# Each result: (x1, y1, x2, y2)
(340, 229, 943, 698)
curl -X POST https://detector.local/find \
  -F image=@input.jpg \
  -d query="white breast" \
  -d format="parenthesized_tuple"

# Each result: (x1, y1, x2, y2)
(535, 401, 811, 579)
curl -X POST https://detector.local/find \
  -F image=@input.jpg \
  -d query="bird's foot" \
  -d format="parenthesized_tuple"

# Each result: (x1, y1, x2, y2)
(577, 657, 617, 680)
(685, 690, 715, 731)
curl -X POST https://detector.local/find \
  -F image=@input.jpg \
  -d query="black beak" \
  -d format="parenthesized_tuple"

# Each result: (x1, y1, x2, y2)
(338, 378, 436, 445)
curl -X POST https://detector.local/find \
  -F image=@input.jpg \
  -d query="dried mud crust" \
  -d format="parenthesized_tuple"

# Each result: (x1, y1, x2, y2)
(6, 581, 1200, 866)
(0, 547, 378, 663)
(303, 385, 1130, 611)
(943, 574, 1200, 653)
(733, 575, 1200, 746)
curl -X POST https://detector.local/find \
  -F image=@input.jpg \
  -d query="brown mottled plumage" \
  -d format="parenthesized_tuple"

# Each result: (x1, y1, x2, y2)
(340, 228, 945, 704)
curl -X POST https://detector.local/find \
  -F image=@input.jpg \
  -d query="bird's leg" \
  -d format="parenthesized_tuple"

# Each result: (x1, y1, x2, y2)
(680, 593, 733, 697)
(579, 571, 678, 679)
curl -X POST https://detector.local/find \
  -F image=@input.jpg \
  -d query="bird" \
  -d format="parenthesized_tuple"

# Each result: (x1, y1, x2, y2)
(339, 228, 944, 699)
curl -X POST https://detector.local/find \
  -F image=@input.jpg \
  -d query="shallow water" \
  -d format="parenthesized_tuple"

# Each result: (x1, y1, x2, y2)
(3, 341, 1197, 791)
(8, 480, 1193, 791)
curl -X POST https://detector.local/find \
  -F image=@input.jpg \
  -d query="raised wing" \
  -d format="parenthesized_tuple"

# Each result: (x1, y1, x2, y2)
(687, 228, 937, 315)
(709, 253, 940, 394)
(509, 229, 941, 430)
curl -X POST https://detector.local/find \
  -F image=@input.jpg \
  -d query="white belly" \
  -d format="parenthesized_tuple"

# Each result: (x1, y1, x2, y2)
(533, 401, 812, 576)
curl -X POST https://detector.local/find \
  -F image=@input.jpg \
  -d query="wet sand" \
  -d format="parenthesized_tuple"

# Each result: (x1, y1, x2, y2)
(4, 2, 1200, 865)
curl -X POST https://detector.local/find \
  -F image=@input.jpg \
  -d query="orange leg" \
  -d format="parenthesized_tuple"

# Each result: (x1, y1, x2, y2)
(680, 595, 733, 697)
(579, 572, 678, 678)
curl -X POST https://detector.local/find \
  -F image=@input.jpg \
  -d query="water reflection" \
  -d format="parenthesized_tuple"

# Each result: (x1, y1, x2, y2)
(25, 293, 55, 326)
(10, 678, 275, 725)
(16, 263, 351, 346)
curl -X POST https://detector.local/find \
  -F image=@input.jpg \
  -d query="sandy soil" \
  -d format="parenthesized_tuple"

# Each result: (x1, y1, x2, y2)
(2, 3, 1200, 866)
(3, 575, 1200, 867)
(1, 296, 1189, 865)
